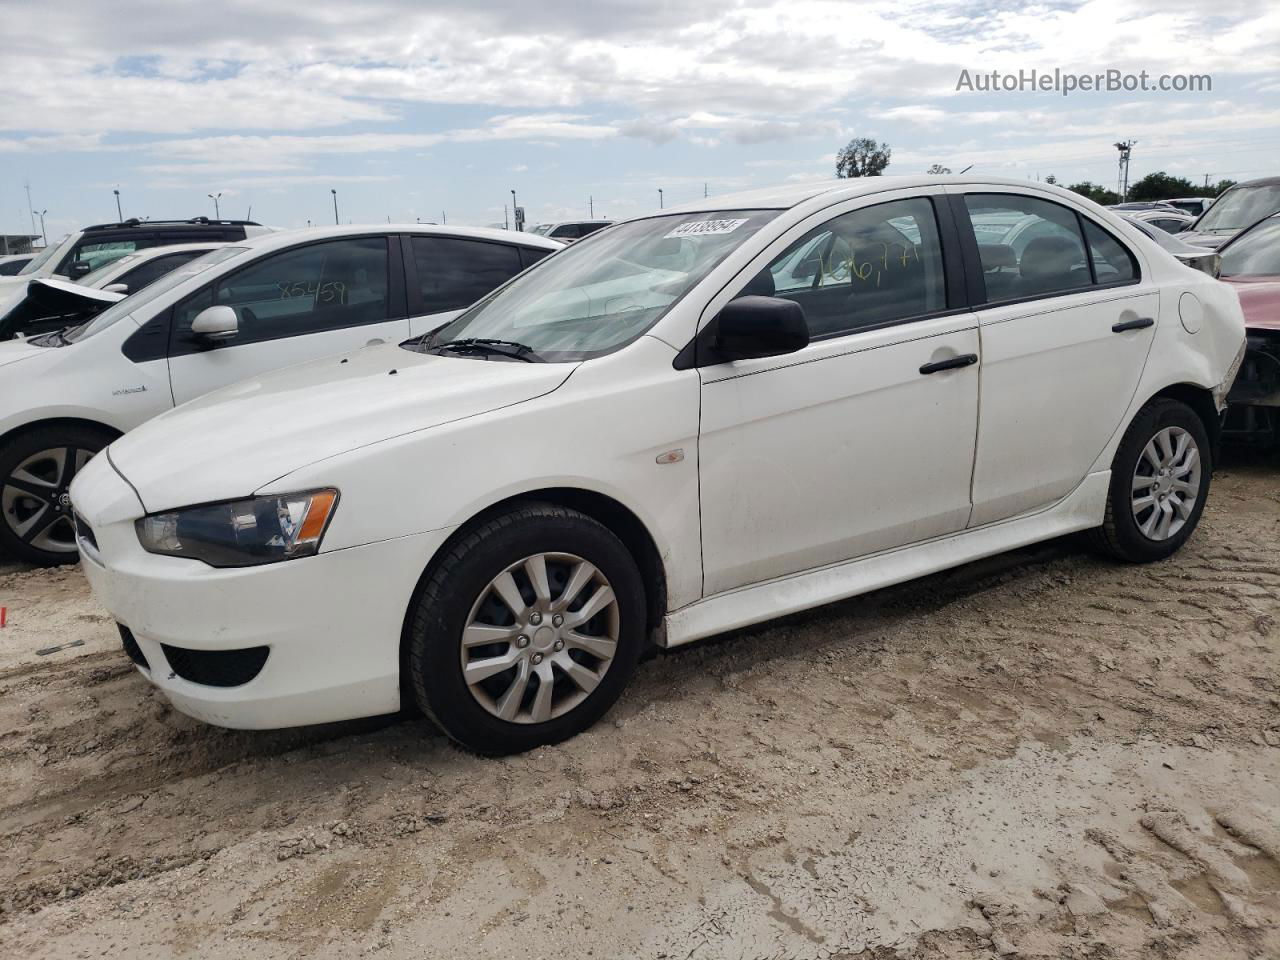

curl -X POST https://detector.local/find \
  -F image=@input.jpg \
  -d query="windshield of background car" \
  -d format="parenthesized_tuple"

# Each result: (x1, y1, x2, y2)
(62, 246, 248, 343)
(415, 210, 780, 361)
(1196, 185, 1280, 234)
(1219, 217, 1280, 278)
(17, 234, 74, 276)
(529, 225, 552, 236)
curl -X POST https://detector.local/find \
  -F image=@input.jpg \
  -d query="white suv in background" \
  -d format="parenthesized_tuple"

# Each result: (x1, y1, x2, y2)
(0, 225, 560, 565)
(70, 177, 1245, 754)
(528, 220, 614, 242)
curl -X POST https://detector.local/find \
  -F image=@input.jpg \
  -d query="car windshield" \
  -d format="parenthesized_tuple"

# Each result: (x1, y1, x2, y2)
(1219, 217, 1280, 278)
(62, 246, 248, 343)
(529, 225, 552, 236)
(412, 209, 780, 361)
(17, 234, 74, 276)
(1196, 185, 1280, 234)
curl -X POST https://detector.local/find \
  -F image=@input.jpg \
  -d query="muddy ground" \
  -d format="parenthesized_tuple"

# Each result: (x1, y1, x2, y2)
(1, 451, 1278, 960)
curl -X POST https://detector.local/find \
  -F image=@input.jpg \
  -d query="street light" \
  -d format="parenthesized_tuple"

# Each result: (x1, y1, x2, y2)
(113, 188, 122, 221)
(37, 209, 47, 246)
(658, 188, 664, 209)
(331, 188, 340, 225)
(510, 189, 520, 231)
(207, 192, 221, 218)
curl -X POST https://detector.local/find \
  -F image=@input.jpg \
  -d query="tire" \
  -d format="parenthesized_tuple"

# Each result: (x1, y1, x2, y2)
(1090, 398, 1212, 563)
(406, 503, 646, 755)
(0, 424, 116, 566)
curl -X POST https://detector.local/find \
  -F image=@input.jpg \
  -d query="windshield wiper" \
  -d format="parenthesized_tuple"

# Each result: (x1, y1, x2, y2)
(430, 338, 543, 362)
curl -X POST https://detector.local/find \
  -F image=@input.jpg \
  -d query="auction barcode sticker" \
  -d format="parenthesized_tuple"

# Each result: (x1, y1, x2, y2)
(664, 218, 749, 239)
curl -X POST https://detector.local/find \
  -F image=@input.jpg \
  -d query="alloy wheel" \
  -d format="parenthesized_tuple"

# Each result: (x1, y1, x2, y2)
(1, 446, 95, 554)
(460, 552, 619, 724)
(1130, 425, 1201, 542)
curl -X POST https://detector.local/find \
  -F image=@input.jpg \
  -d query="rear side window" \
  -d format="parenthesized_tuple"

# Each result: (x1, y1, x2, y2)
(412, 236, 523, 313)
(1082, 221, 1137, 284)
(965, 195, 1093, 301)
(745, 196, 948, 338)
(519, 246, 554, 269)
(173, 237, 390, 348)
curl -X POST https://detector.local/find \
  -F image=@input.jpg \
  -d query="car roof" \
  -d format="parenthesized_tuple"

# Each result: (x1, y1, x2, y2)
(237, 223, 563, 255)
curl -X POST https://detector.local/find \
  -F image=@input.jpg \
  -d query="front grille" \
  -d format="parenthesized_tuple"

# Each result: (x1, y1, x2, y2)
(118, 624, 149, 670)
(160, 644, 269, 688)
(73, 512, 98, 552)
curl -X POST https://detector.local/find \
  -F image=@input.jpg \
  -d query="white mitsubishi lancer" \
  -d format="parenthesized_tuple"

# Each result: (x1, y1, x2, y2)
(70, 177, 1246, 755)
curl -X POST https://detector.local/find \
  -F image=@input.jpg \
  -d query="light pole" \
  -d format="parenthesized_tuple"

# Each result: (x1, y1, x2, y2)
(207, 193, 221, 218)
(510, 189, 520, 231)
(658, 188, 664, 209)
(113, 188, 122, 221)
(1114, 140, 1135, 202)
(331, 188, 340, 225)
(37, 209, 47, 246)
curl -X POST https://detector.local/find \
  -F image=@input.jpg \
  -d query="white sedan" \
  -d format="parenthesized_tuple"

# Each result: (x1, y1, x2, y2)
(0, 225, 559, 564)
(70, 177, 1245, 754)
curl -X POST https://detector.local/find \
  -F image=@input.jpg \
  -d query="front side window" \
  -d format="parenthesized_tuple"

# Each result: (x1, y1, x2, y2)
(68, 240, 138, 272)
(413, 209, 779, 361)
(412, 237, 522, 313)
(1220, 217, 1280, 278)
(173, 237, 389, 347)
(746, 197, 947, 338)
(115, 251, 207, 293)
(966, 194, 1091, 301)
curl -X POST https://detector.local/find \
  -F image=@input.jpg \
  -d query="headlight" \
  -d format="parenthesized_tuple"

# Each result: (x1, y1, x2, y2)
(135, 489, 338, 567)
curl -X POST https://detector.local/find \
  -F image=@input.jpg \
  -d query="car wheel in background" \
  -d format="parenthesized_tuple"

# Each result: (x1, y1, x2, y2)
(0, 424, 116, 566)
(406, 502, 646, 755)
(1091, 398, 1211, 563)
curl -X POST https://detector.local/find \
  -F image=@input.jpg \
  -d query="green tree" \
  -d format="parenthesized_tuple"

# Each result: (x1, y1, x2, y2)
(1044, 174, 1058, 185)
(1126, 171, 1197, 201)
(926, 163, 951, 175)
(1066, 182, 1119, 205)
(836, 137, 892, 178)
(1211, 179, 1237, 197)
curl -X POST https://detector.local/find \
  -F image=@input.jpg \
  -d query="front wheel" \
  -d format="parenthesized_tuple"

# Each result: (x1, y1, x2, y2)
(406, 503, 646, 754)
(1091, 398, 1211, 563)
(0, 425, 116, 566)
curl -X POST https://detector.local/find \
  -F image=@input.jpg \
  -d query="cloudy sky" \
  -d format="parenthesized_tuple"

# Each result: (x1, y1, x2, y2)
(2, 0, 1277, 238)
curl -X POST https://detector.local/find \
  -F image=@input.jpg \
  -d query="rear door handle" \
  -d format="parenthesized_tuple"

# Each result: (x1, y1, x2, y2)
(919, 353, 978, 375)
(1112, 317, 1155, 333)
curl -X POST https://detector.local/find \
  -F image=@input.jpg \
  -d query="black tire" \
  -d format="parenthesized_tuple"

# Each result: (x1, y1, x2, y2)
(0, 424, 116, 566)
(406, 503, 646, 755)
(1090, 398, 1212, 563)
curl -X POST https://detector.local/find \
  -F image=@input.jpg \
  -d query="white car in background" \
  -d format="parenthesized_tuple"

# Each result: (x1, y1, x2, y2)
(527, 220, 614, 242)
(0, 243, 226, 342)
(0, 253, 34, 276)
(0, 224, 560, 565)
(70, 177, 1244, 755)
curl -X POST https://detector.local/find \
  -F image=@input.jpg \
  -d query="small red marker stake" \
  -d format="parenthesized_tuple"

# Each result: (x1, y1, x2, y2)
(0, 607, 6, 628)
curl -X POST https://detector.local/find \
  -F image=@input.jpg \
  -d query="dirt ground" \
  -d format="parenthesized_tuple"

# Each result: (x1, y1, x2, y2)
(1, 451, 1278, 960)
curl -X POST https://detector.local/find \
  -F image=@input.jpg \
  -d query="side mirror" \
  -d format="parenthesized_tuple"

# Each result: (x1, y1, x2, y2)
(102, 282, 129, 294)
(190, 305, 239, 342)
(68, 260, 92, 280)
(714, 295, 809, 361)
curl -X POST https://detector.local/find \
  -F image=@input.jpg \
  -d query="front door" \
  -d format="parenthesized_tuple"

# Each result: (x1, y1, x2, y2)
(698, 193, 981, 596)
(168, 236, 409, 405)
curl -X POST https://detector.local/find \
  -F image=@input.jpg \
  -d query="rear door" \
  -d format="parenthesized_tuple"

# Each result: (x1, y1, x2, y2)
(951, 189, 1159, 526)
(404, 235, 529, 337)
(167, 235, 409, 405)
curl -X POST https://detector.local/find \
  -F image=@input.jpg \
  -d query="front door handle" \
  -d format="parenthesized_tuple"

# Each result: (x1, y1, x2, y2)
(1112, 317, 1155, 333)
(919, 353, 978, 375)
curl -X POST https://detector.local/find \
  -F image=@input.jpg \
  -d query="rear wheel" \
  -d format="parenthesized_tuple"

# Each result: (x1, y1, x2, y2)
(406, 503, 646, 754)
(1091, 398, 1211, 563)
(0, 425, 115, 566)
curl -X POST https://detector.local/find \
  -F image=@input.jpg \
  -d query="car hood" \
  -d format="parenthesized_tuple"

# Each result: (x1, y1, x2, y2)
(1222, 276, 1280, 331)
(108, 342, 576, 513)
(1177, 230, 1232, 250)
(0, 336, 49, 368)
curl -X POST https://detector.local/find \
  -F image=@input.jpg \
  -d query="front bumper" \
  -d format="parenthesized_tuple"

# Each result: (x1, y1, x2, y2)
(72, 464, 454, 729)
